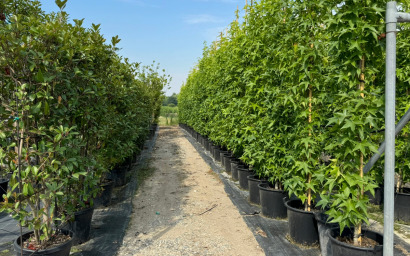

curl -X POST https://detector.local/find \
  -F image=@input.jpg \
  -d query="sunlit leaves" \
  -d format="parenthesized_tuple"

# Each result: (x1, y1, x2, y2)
(0, 0, 168, 245)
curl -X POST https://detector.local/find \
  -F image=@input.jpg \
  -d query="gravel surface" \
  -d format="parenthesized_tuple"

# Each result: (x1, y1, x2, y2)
(117, 126, 264, 256)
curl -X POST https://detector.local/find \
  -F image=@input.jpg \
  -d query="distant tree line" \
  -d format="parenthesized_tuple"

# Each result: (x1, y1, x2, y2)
(162, 93, 178, 107)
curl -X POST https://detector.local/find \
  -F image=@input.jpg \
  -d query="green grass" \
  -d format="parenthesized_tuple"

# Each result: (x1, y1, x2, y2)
(160, 106, 178, 116)
(159, 106, 178, 126)
(158, 116, 179, 126)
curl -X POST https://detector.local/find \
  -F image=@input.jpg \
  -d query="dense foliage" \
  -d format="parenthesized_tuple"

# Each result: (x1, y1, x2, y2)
(162, 93, 178, 106)
(179, 0, 410, 241)
(0, 0, 168, 246)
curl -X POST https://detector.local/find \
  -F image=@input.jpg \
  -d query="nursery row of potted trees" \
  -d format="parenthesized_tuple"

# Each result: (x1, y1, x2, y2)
(0, 1, 168, 255)
(180, 123, 385, 256)
(179, 1, 410, 255)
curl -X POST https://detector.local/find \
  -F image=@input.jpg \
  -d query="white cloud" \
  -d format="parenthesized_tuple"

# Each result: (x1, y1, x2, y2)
(185, 14, 224, 24)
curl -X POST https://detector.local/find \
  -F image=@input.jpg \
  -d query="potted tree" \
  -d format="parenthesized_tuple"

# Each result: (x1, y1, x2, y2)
(317, 0, 385, 254)
(0, 1, 79, 254)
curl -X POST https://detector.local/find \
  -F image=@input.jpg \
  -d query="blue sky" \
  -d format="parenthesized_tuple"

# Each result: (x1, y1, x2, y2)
(39, 0, 246, 96)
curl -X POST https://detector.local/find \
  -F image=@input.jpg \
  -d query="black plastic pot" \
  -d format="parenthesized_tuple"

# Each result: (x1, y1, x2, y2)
(219, 152, 226, 165)
(219, 151, 229, 164)
(219, 152, 230, 170)
(202, 136, 207, 149)
(394, 191, 410, 222)
(314, 212, 338, 256)
(248, 175, 267, 205)
(230, 162, 240, 181)
(14, 230, 73, 256)
(284, 199, 319, 246)
(0, 178, 9, 202)
(328, 227, 383, 256)
(258, 183, 287, 219)
(69, 207, 94, 245)
(95, 180, 114, 207)
(222, 154, 231, 168)
(224, 157, 234, 173)
(238, 167, 252, 190)
(111, 165, 128, 187)
(224, 156, 236, 172)
(213, 147, 221, 162)
(220, 153, 228, 168)
(210, 144, 216, 158)
(365, 185, 384, 205)
(203, 137, 209, 151)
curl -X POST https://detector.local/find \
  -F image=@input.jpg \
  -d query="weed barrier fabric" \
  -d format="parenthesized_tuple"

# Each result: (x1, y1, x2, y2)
(68, 126, 159, 256)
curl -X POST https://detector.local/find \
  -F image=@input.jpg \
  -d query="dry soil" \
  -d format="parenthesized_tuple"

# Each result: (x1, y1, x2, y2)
(117, 126, 264, 256)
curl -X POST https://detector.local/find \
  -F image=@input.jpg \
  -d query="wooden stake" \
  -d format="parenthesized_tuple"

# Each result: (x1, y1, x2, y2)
(396, 169, 403, 193)
(306, 43, 314, 212)
(245, 0, 248, 18)
(236, 6, 239, 23)
(359, 57, 365, 98)
(306, 84, 313, 211)
(357, 56, 365, 246)
(309, 85, 312, 125)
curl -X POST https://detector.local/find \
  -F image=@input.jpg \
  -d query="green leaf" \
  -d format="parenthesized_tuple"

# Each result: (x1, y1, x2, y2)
(55, 0, 68, 10)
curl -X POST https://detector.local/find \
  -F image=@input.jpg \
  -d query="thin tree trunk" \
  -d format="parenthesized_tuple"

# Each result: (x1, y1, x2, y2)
(355, 56, 365, 246)
(306, 84, 313, 211)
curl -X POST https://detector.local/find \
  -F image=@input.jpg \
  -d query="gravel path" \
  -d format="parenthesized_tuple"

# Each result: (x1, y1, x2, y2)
(117, 126, 264, 256)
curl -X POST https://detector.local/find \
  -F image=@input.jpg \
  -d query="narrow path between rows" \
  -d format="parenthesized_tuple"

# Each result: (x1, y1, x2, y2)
(117, 126, 264, 256)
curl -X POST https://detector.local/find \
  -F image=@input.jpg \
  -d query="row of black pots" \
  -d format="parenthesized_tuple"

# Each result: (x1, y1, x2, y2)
(11, 177, 116, 255)
(9, 124, 158, 256)
(253, 177, 384, 255)
(11, 127, 158, 256)
(277, 191, 383, 256)
(180, 124, 385, 256)
(364, 185, 410, 222)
